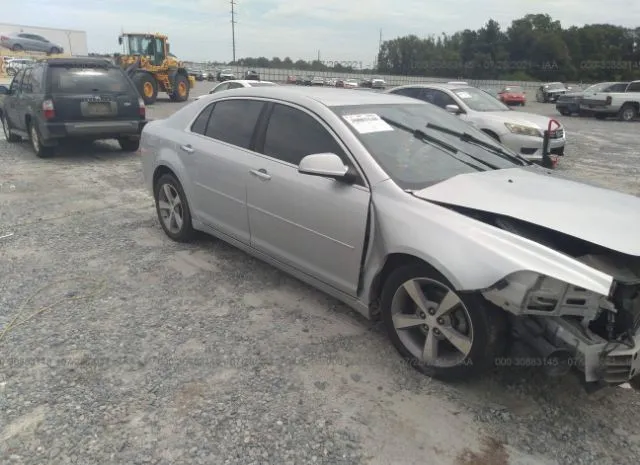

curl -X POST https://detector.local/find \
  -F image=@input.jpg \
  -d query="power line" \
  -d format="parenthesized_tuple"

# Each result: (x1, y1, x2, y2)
(230, 0, 237, 62)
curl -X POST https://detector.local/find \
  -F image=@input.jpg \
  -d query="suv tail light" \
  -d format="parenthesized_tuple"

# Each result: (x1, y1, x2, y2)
(42, 99, 55, 119)
(138, 97, 145, 118)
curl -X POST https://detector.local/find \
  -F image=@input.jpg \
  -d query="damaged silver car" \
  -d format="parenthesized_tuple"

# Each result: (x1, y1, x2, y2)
(140, 87, 640, 392)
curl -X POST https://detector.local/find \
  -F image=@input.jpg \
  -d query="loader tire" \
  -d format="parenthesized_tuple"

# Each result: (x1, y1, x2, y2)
(170, 74, 190, 102)
(133, 72, 158, 105)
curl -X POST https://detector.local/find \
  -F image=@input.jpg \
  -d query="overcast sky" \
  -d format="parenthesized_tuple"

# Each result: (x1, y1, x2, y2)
(4, 0, 640, 63)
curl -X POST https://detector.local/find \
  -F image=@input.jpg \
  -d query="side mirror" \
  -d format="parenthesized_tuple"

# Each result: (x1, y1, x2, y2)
(445, 104, 461, 114)
(118, 36, 123, 45)
(0, 85, 10, 95)
(298, 153, 354, 182)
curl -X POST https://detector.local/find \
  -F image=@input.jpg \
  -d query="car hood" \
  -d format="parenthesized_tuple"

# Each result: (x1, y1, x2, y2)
(477, 110, 554, 129)
(412, 167, 640, 256)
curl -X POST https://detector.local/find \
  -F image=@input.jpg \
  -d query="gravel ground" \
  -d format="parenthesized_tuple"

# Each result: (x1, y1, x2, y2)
(1, 82, 640, 465)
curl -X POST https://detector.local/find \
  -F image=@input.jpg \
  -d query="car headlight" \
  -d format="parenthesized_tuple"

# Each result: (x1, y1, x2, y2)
(504, 122, 543, 137)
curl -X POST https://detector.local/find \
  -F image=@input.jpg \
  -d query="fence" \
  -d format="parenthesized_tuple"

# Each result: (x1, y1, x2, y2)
(190, 64, 586, 91)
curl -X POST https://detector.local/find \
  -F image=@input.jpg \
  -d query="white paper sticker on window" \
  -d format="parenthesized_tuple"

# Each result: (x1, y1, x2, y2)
(342, 113, 394, 134)
(456, 91, 472, 99)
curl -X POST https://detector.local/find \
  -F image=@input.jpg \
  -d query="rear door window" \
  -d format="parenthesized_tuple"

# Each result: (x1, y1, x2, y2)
(204, 99, 265, 149)
(48, 66, 131, 94)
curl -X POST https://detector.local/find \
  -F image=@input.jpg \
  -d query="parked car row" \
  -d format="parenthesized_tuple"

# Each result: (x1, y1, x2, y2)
(559, 80, 640, 121)
(138, 85, 640, 393)
(285, 75, 386, 88)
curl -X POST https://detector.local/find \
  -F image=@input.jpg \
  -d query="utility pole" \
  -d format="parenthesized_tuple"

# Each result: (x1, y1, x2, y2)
(230, 0, 237, 62)
(376, 29, 382, 69)
(317, 50, 320, 61)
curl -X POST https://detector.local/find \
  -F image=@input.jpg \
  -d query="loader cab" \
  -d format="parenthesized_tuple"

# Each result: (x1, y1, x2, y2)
(119, 34, 166, 66)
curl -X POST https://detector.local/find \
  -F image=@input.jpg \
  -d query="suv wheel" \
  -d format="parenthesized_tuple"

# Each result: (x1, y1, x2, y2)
(154, 174, 195, 242)
(118, 137, 140, 152)
(1, 113, 21, 142)
(28, 122, 55, 158)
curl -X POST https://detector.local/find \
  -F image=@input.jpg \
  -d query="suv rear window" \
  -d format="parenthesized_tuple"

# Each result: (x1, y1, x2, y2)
(49, 66, 130, 94)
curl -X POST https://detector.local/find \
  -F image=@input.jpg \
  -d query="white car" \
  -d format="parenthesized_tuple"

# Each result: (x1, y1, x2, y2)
(371, 77, 386, 89)
(343, 79, 359, 89)
(386, 83, 565, 164)
(196, 80, 277, 99)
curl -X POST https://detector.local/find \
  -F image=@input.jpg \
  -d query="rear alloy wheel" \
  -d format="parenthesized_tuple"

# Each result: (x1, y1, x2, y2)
(154, 174, 195, 242)
(170, 74, 190, 102)
(11, 44, 23, 52)
(48, 47, 61, 55)
(134, 73, 158, 105)
(381, 264, 507, 381)
(118, 137, 140, 152)
(618, 103, 637, 122)
(1, 113, 21, 142)
(29, 122, 54, 158)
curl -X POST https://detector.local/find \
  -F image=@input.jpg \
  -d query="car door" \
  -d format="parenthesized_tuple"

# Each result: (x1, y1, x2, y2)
(246, 102, 370, 296)
(5, 69, 25, 130)
(16, 34, 38, 52)
(15, 68, 33, 130)
(182, 98, 266, 244)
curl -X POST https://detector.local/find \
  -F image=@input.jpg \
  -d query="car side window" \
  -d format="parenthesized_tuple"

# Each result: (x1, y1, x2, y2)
(423, 89, 457, 108)
(21, 69, 33, 94)
(391, 87, 420, 98)
(626, 81, 640, 92)
(212, 82, 229, 93)
(262, 103, 347, 166)
(30, 65, 44, 93)
(191, 103, 215, 135)
(205, 99, 264, 149)
(9, 70, 25, 93)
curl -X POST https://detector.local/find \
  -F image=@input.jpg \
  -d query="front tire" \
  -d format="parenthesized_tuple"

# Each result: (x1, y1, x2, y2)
(133, 73, 158, 105)
(381, 264, 507, 381)
(154, 174, 195, 242)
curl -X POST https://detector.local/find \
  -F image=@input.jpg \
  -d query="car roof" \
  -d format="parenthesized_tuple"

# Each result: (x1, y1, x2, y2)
(391, 82, 469, 91)
(219, 79, 275, 85)
(204, 86, 415, 107)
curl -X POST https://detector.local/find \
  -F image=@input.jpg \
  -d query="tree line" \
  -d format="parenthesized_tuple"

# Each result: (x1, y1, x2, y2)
(230, 14, 640, 82)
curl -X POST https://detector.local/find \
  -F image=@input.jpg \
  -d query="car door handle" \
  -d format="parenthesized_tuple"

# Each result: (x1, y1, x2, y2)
(180, 144, 194, 153)
(249, 168, 271, 180)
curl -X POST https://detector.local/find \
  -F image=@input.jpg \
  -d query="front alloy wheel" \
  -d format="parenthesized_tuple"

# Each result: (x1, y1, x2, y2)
(381, 265, 507, 381)
(154, 174, 194, 242)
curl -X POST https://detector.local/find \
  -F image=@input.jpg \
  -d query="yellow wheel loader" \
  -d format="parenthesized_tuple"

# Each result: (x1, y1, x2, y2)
(115, 32, 196, 105)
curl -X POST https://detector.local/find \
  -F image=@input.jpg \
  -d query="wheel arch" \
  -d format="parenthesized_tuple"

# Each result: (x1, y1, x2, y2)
(367, 251, 461, 320)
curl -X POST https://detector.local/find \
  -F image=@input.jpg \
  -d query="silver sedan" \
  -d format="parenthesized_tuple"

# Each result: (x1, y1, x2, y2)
(140, 86, 640, 391)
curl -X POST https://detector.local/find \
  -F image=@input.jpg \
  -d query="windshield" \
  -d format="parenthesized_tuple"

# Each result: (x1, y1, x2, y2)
(332, 103, 523, 190)
(503, 86, 523, 93)
(125, 35, 154, 55)
(452, 87, 510, 111)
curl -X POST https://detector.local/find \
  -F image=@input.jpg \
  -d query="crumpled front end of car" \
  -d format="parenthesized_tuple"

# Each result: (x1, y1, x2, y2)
(482, 256, 640, 390)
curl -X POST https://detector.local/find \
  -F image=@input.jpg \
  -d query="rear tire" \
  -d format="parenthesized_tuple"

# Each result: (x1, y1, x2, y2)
(118, 137, 140, 152)
(28, 121, 55, 158)
(1, 113, 21, 142)
(154, 173, 195, 242)
(11, 44, 23, 52)
(48, 47, 61, 55)
(381, 264, 507, 381)
(133, 73, 158, 105)
(618, 103, 637, 122)
(169, 74, 190, 102)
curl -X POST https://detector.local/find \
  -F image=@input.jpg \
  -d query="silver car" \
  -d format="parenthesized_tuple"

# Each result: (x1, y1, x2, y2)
(195, 79, 277, 99)
(386, 83, 566, 164)
(0, 31, 64, 54)
(140, 87, 640, 391)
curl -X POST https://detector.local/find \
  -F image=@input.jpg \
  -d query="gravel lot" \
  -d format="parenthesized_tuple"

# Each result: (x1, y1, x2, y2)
(1, 82, 639, 465)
